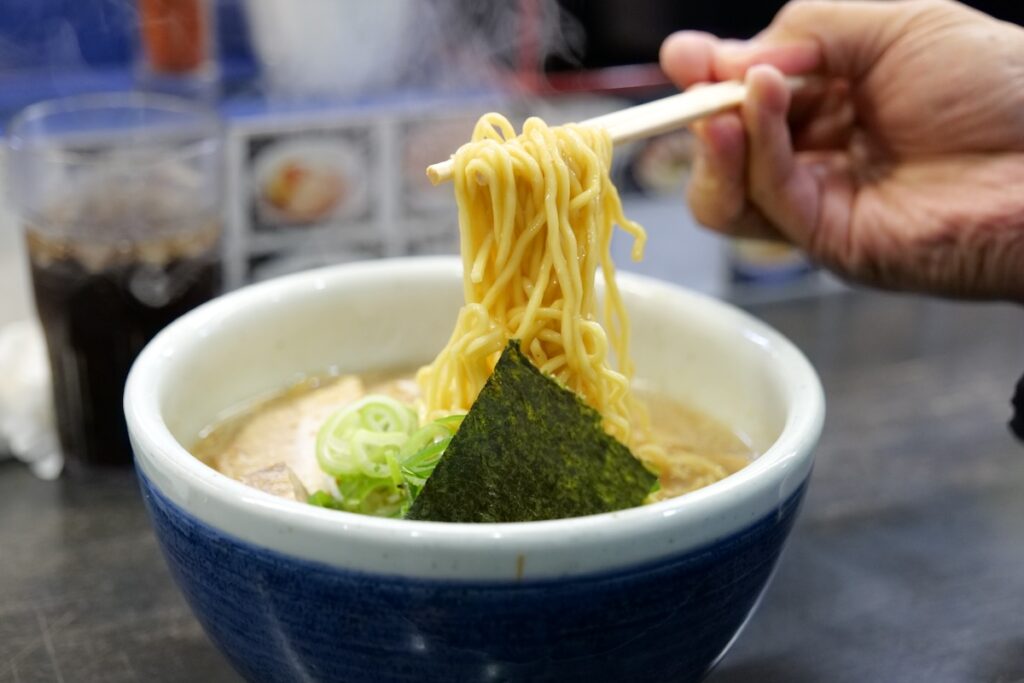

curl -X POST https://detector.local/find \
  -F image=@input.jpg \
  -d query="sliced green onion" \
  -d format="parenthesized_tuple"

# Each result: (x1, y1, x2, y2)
(399, 415, 464, 502)
(316, 396, 418, 479)
(335, 476, 406, 517)
(308, 490, 344, 510)
(400, 423, 451, 459)
(312, 399, 465, 518)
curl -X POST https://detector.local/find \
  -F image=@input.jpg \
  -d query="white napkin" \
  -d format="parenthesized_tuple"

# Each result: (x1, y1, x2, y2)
(0, 320, 62, 479)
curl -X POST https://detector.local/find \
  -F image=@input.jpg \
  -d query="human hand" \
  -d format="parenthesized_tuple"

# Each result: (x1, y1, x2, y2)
(660, 0, 1024, 300)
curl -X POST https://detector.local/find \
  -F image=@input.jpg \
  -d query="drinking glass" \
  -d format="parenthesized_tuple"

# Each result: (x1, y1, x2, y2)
(7, 93, 223, 471)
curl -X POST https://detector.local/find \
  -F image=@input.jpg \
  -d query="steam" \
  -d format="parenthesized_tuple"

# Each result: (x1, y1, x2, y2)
(245, 0, 585, 99)
(403, 0, 585, 92)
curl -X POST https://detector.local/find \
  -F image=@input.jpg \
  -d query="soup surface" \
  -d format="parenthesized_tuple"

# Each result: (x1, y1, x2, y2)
(192, 372, 755, 505)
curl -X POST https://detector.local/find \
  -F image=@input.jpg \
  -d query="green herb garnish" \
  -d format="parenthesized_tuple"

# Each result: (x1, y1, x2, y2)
(312, 394, 463, 517)
(308, 489, 344, 509)
(400, 414, 464, 501)
(405, 341, 657, 523)
(316, 395, 418, 480)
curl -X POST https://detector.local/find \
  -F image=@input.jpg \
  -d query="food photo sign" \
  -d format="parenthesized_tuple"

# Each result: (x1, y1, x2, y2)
(223, 97, 513, 289)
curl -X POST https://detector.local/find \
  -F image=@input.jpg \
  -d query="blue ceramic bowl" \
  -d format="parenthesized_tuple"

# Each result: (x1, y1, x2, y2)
(125, 258, 824, 683)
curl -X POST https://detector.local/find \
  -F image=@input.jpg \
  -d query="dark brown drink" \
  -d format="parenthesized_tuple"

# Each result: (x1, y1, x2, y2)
(27, 218, 221, 470)
(7, 93, 224, 472)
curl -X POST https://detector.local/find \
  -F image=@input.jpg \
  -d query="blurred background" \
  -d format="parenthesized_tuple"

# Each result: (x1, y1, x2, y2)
(0, 0, 1021, 330)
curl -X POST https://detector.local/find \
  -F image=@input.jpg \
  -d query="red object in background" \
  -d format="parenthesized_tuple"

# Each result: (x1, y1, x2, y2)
(535, 64, 669, 95)
(139, 0, 209, 74)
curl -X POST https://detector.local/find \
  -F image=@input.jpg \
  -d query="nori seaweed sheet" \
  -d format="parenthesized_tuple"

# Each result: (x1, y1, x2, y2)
(406, 341, 657, 523)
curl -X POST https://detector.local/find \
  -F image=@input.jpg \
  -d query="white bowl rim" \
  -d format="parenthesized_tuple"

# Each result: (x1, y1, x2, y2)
(125, 256, 825, 579)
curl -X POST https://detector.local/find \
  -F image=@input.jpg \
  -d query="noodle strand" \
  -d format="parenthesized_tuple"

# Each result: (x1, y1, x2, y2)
(417, 114, 654, 451)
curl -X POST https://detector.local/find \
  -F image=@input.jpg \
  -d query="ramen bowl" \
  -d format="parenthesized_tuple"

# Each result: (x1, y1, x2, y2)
(125, 257, 824, 683)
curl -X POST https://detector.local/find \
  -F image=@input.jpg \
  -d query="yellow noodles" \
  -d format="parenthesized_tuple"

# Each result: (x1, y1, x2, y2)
(192, 112, 752, 506)
(416, 113, 650, 447)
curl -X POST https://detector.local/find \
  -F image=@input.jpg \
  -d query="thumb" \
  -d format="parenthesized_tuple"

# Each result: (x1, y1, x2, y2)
(714, 0, 924, 81)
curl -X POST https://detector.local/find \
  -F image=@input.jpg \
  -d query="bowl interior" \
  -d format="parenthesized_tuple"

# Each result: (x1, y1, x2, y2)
(159, 260, 788, 457)
(128, 257, 822, 579)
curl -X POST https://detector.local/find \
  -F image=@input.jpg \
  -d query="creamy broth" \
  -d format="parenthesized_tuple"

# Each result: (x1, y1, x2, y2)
(192, 373, 754, 504)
